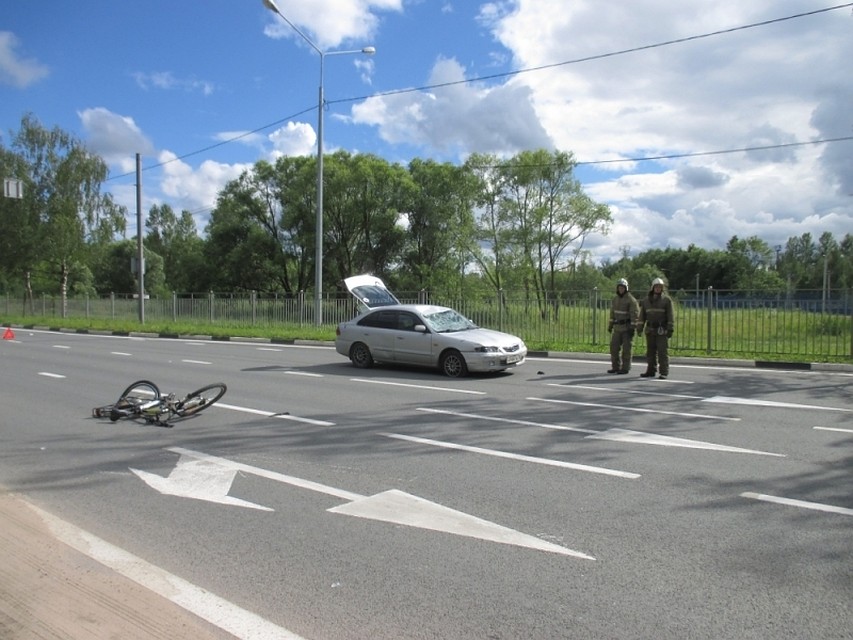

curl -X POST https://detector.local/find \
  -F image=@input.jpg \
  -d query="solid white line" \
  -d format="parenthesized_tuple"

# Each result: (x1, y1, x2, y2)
(741, 492, 853, 516)
(382, 432, 640, 479)
(181, 359, 212, 365)
(416, 407, 597, 434)
(28, 503, 306, 640)
(52, 345, 70, 349)
(285, 371, 323, 377)
(814, 426, 853, 434)
(214, 402, 334, 426)
(527, 397, 740, 421)
(38, 372, 66, 379)
(351, 378, 486, 395)
(705, 396, 852, 412)
(256, 347, 283, 352)
(552, 383, 702, 399)
(110, 351, 133, 356)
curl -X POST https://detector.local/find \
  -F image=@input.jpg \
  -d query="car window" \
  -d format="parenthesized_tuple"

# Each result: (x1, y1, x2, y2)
(358, 310, 398, 329)
(422, 309, 473, 333)
(350, 284, 399, 308)
(397, 312, 420, 332)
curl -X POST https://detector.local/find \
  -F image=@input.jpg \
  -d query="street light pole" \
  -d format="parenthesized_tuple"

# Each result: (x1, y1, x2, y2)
(262, 0, 374, 325)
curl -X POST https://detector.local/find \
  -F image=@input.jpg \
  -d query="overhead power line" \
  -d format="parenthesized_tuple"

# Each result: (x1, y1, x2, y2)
(106, 2, 853, 183)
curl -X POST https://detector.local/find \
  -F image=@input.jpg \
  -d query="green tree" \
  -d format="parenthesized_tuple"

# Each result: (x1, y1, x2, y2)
(8, 114, 125, 315)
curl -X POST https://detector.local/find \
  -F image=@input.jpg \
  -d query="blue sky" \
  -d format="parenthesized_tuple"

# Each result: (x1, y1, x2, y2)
(2, 1, 851, 264)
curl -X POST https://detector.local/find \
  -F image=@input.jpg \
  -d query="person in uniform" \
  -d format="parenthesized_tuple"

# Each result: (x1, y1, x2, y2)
(638, 277, 674, 379)
(607, 278, 639, 374)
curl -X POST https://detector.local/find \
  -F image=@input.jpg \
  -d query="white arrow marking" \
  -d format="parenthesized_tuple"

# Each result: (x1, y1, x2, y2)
(416, 408, 779, 456)
(587, 428, 785, 456)
(704, 396, 852, 412)
(131, 457, 273, 511)
(527, 396, 740, 421)
(329, 489, 594, 559)
(132, 447, 590, 558)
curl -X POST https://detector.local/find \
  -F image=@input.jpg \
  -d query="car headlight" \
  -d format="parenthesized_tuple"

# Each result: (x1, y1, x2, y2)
(474, 346, 500, 353)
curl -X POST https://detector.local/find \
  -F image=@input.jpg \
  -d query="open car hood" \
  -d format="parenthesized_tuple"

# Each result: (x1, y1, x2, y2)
(343, 274, 400, 310)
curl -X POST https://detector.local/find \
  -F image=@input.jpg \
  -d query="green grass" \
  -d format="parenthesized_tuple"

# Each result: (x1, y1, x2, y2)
(4, 312, 851, 365)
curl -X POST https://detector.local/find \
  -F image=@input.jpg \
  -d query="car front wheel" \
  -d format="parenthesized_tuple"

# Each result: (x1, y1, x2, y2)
(440, 349, 468, 377)
(349, 342, 374, 368)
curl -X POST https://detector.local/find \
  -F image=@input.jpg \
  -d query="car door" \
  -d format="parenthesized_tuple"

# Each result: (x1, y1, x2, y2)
(356, 309, 398, 361)
(392, 311, 435, 366)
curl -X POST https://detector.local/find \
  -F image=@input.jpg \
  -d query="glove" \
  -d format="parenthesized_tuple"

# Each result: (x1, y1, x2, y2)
(666, 329, 673, 338)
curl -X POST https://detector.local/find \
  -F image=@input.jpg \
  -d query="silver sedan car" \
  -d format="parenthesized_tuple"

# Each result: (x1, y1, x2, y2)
(335, 275, 527, 377)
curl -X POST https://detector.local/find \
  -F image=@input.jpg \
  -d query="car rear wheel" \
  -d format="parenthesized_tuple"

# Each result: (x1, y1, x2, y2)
(349, 342, 374, 368)
(440, 349, 468, 377)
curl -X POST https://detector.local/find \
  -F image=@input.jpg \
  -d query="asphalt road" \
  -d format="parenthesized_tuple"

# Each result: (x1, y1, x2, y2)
(1, 329, 851, 640)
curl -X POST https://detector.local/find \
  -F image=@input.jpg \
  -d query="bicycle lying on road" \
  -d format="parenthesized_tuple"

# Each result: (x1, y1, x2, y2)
(92, 380, 227, 427)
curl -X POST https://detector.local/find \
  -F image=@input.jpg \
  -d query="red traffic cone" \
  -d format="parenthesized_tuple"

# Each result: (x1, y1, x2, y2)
(2, 327, 14, 340)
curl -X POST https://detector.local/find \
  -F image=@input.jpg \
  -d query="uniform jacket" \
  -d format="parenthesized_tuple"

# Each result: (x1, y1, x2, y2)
(610, 291, 639, 331)
(639, 290, 674, 334)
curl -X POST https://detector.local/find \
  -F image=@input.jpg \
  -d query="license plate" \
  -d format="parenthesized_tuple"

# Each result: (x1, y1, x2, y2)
(506, 354, 522, 363)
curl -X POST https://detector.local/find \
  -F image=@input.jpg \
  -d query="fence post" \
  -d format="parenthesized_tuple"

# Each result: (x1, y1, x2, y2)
(849, 288, 853, 359)
(499, 288, 505, 331)
(592, 287, 599, 345)
(706, 286, 714, 354)
(251, 290, 257, 325)
(209, 291, 214, 323)
(298, 290, 305, 326)
(172, 292, 177, 322)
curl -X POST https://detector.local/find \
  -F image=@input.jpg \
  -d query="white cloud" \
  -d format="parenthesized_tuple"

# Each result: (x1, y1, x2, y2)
(0, 31, 49, 88)
(158, 150, 250, 228)
(262, 0, 403, 50)
(268, 121, 317, 159)
(78, 107, 155, 172)
(352, 57, 551, 156)
(132, 71, 215, 96)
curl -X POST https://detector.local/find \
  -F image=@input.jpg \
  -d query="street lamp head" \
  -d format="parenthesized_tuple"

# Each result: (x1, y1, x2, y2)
(262, 0, 281, 15)
(362, 46, 376, 55)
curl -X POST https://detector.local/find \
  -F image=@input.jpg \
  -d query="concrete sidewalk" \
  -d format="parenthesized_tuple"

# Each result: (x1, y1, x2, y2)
(0, 490, 237, 640)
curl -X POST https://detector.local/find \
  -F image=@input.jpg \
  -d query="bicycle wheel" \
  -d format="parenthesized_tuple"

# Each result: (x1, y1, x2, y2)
(118, 380, 161, 403)
(93, 380, 161, 421)
(175, 382, 227, 417)
(113, 380, 161, 421)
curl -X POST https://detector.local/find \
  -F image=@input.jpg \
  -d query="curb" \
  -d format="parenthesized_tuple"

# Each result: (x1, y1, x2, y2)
(4, 323, 852, 373)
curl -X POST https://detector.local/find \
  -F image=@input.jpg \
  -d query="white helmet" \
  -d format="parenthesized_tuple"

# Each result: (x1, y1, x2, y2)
(651, 277, 665, 287)
(617, 278, 629, 290)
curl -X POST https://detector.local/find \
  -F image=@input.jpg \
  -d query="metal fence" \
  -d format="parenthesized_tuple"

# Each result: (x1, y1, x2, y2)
(3, 288, 852, 359)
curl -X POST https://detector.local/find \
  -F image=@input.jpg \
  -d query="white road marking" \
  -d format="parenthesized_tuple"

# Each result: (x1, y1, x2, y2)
(28, 502, 306, 640)
(285, 371, 323, 377)
(52, 344, 70, 349)
(382, 432, 640, 478)
(588, 429, 785, 456)
(553, 384, 702, 399)
(814, 426, 853, 434)
(38, 372, 66, 379)
(351, 378, 486, 395)
(256, 347, 283, 352)
(528, 397, 741, 421)
(705, 396, 852, 412)
(416, 407, 596, 434)
(135, 447, 591, 558)
(741, 492, 853, 516)
(111, 351, 133, 356)
(214, 402, 334, 426)
(416, 408, 780, 456)
(181, 359, 212, 365)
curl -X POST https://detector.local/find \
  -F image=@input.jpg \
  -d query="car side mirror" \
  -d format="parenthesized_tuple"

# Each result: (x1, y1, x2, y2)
(414, 324, 428, 333)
